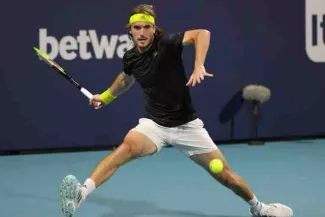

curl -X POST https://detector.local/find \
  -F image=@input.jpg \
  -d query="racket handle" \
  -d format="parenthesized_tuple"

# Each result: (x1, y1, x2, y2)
(80, 87, 102, 107)
(80, 87, 93, 99)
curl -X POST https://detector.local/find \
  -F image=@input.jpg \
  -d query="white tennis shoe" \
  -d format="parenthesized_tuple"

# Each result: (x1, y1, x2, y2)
(250, 202, 293, 217)
(60, 175, 86, 217)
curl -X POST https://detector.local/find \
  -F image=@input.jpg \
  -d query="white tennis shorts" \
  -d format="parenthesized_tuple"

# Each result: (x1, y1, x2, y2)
(131, 117, 218, 156)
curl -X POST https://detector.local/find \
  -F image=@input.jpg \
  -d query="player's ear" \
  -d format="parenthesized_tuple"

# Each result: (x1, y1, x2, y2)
(126, 24, 132, 35)
(128, 29, 133, 37)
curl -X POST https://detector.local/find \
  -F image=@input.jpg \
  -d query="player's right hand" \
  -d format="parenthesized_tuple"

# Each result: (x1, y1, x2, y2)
(89, 94, 104, 110)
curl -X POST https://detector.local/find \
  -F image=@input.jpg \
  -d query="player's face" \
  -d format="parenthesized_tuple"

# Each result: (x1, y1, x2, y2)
(130, 22, 155, 50)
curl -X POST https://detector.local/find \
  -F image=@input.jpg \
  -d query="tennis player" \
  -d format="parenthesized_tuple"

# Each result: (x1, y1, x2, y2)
(60, 4, 293, 217)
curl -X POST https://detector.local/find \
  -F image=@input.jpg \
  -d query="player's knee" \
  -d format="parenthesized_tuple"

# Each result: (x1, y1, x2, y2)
(119, 141, 140, 160)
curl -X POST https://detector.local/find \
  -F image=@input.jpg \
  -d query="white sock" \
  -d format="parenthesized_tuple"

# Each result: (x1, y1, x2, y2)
(248, 195, 262, 212)
(83, 178, 96, 197)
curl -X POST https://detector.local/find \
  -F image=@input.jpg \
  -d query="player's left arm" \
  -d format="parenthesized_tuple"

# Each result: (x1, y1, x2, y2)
(183, 29, 210, 67)
(183, 29, 214, 86)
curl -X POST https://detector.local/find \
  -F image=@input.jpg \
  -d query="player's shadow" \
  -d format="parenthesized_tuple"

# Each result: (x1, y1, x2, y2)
(89, 195, 245, 217)
(3, 190, 244, 217)
(219, 90, 244, 124)
(218, 90, 245, 139)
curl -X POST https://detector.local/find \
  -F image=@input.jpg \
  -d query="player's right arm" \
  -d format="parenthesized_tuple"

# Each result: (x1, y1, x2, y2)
(90, 72, 135, 109)
(107, 72, 135, 96)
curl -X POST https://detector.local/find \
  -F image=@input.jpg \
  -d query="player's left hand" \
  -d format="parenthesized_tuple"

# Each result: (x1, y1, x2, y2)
(186, 65, 213, 87)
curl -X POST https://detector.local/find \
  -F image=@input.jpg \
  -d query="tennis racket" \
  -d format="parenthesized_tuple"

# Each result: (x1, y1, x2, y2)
(33, 47, 97, 102)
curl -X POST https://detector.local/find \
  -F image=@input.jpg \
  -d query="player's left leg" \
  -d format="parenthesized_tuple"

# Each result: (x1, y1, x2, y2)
(172, 118, 293, 217)
(191, 148, 255, 201)
(190, 149, 293, 217)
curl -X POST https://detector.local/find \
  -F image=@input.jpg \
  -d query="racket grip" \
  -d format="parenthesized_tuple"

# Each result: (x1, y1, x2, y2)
(80, 87, 102, 107)
(80, 87, 93, 99)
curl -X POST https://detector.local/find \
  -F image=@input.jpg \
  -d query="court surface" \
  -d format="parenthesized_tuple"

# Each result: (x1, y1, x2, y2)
(1, 139, 323, 217)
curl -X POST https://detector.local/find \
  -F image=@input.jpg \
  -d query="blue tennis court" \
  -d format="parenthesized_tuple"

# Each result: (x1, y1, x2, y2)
(1, 139, 323, 217)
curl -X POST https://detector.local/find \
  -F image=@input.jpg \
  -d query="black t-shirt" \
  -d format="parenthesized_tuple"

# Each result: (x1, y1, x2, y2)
(123, 32, 197, 127)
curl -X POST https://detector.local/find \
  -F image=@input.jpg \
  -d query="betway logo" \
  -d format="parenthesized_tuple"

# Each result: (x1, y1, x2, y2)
(38, 28, 131, 60)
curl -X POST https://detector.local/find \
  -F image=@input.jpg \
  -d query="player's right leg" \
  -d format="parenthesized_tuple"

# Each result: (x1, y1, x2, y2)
(59, 128, 159, 217)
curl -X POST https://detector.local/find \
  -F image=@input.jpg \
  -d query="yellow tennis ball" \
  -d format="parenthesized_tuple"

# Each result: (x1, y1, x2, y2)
(209, 159, 224, 174)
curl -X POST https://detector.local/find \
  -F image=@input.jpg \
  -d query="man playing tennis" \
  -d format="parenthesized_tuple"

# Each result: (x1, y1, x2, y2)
(60, 4, 293, 217)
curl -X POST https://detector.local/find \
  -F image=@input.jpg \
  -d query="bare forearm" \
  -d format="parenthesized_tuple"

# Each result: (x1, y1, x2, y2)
(194, 30, 210, 67)
(107, 73, 133, 96)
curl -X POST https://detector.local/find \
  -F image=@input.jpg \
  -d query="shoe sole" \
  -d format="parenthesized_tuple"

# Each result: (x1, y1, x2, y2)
(60, 175, 80, 217)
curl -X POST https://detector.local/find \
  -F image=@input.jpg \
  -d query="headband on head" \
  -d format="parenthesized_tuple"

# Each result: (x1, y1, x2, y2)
(129, 13, 155, 25)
